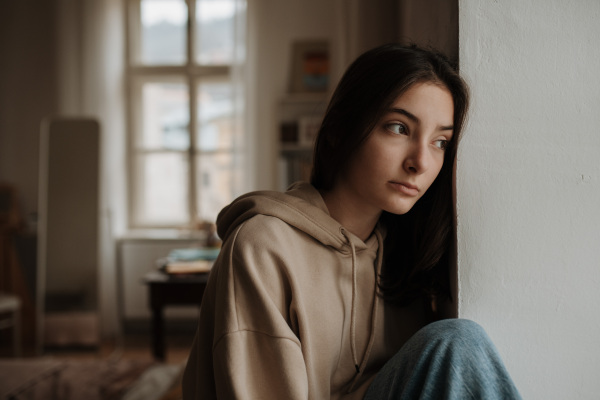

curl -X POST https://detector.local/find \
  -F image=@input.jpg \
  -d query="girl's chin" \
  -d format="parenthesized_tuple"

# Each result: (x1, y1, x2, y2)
(384, 203, 417, 216)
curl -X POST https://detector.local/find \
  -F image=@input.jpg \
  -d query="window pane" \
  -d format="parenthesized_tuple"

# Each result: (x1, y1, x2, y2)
(135, 152, 189, 225)
(196, 152, 233, 222)
(140, 0, 187, 65)
(197, 79, 233, 151)
(139, 81, 189, 150)
(196, 0, 235, 65)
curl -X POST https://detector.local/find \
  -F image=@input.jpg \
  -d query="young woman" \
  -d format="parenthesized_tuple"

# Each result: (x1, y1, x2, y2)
(183, 44, 522, 399)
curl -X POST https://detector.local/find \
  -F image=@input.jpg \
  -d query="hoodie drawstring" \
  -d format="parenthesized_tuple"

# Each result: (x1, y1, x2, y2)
(340, 227, 361, 374)
(342, 228, 385, 393)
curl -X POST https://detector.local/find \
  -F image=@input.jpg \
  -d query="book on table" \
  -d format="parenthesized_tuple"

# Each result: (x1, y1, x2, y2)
(161, 247, 220, 275)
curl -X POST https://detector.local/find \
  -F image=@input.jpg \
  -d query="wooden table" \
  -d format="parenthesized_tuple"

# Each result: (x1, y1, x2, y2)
(142, 270, 209, 361)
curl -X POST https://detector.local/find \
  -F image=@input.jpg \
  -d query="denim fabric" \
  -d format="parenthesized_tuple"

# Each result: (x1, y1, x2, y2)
(364, 319, 522, 400)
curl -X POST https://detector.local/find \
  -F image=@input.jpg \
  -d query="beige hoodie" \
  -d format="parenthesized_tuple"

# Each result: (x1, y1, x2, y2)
(182, 182, 432, 399)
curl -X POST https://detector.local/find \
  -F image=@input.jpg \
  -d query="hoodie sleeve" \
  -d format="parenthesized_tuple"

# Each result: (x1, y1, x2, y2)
(183, 216, 310, 399)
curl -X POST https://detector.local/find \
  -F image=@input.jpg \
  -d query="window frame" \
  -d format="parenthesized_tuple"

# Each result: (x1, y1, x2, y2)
(125, 0, 237, 229)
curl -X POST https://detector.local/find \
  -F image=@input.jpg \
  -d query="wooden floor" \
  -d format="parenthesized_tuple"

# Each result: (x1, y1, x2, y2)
(0, 332, 195, 400)
(0, 331, 196, 365)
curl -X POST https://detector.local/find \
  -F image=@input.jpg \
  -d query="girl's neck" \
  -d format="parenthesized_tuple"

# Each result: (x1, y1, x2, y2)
(320, 188, 381, 242)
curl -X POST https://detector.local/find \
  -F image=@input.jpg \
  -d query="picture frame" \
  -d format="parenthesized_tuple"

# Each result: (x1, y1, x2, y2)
(289, 40, 330, 93)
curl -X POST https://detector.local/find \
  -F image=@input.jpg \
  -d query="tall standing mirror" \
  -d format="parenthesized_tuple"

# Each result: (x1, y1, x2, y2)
(37, 118, 100, 353)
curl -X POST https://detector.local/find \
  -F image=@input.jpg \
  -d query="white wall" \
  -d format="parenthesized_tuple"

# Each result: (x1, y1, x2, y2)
(0, 1, 58, 217)
(55, 0, 127, 337)
(247, 0, 338, 190)
(248, 0, 404, 190)
(457, 1, 600, 399)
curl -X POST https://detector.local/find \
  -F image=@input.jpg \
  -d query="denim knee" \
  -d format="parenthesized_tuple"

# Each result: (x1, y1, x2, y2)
(416, 318, 489, 346)
(365, 319, 522, 400)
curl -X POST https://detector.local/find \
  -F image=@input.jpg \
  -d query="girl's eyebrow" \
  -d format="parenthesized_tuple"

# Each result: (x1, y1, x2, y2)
(389, 108, 454, 131)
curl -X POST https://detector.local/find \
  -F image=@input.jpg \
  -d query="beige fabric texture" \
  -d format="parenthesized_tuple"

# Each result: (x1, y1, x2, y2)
(182, 182, 431, 399)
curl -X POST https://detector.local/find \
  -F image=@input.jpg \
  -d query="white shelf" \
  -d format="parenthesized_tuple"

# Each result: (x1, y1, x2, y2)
(278, 93, 327, 189)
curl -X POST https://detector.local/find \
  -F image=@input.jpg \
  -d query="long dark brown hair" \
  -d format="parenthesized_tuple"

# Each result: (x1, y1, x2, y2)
(311, 43, 469, 305)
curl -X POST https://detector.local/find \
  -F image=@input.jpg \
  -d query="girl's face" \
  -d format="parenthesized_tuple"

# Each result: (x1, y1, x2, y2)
(336, 82, 454, 217)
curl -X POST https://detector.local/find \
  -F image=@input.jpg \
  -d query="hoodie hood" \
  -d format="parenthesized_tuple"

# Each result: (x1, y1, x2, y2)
(217, 181, 374, 252)
(217, 181, 384, 384)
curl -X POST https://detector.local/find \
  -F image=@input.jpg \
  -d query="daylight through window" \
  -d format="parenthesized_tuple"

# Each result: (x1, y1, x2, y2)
(127, 0, 246, 228)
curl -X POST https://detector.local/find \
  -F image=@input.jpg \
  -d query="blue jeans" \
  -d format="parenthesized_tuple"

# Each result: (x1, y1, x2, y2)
(364, 319, 522, 399)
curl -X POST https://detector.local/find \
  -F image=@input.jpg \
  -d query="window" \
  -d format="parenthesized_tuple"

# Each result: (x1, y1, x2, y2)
(126, 0, 246, 228)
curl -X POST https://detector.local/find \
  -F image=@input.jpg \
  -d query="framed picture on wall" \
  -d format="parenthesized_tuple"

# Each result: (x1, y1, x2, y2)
(289, 40, 330, 93)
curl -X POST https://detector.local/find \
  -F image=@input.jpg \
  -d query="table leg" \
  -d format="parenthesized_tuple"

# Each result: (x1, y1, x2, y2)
(151, 305, 165, 361)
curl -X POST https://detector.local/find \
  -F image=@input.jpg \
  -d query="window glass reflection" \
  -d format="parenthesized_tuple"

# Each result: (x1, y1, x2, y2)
(140, 82, 190, 150)
(141, 0, 187, 65)
(196, 0, 235, 65)
(137, 153, 189, 225)
(196, 80, 233, 151)
(196, 153, 233, 222)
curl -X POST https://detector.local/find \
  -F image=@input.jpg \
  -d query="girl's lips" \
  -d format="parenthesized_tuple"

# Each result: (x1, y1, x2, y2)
(389, 181, 419, 196)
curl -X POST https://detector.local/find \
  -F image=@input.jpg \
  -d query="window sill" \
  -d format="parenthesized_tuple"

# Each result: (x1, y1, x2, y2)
(117, 229, 207, 243)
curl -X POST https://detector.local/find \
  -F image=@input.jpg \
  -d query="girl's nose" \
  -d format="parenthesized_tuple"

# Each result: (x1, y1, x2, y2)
(403, 141, 429, 174)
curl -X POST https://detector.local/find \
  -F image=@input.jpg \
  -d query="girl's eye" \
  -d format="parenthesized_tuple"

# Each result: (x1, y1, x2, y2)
(434, 139, 449, 150)
(386, 123, 407, 135)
